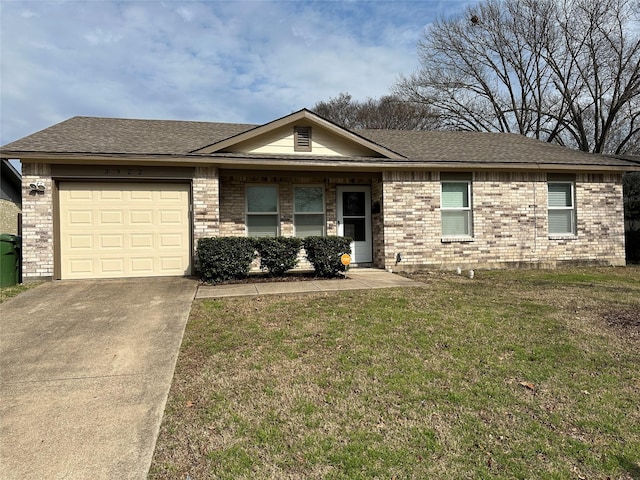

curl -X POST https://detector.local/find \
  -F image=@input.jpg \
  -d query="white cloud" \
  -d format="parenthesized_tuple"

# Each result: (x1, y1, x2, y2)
(0, 0, 478, 145)
(84, 29, 124, 45)
(175, 6, 195, 22)
(19, 9, 36, 19)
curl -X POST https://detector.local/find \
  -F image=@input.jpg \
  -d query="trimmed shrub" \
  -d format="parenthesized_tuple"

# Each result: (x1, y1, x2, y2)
(197, 237, 256, 283)
(253, 237, 303, 276)
(303, 236, 352, 277)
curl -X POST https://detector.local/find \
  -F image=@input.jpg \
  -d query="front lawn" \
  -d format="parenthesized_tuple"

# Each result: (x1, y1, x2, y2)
(150, 267, 640, 479)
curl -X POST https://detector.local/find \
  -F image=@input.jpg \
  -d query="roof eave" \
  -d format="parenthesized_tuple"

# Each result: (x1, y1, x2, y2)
(6, 151, 640, 173)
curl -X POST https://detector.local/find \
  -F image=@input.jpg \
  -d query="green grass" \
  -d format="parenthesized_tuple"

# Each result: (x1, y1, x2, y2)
(150, 267, 640, 479)
(0, 282, 41, 303)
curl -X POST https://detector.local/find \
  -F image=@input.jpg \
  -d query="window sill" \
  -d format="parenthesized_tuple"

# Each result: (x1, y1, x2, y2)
(441, 236, 474, 243)
(549, 234, 577, 240)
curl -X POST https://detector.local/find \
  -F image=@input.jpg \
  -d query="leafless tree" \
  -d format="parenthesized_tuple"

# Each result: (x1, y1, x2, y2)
(395, 0, 640, 154)
(313, 93, 441, 130)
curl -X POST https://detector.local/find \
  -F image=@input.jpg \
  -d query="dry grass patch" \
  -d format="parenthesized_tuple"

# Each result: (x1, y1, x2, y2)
(150, 267, 640, 479)
(0, 282, 42, 303)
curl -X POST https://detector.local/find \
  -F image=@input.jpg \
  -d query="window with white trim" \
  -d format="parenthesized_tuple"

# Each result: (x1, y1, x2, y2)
(294, 186, 325, 237)
(548, 181, 575, 235)
(246, 185, 279, 237)
(441, 175, 473, 237)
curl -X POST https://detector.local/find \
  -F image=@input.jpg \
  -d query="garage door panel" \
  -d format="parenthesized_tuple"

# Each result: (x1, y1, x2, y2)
(159, 233, 184, 247)
(130, 190, 154, 201)
(59, 182, 191, 279)
(101, 258, 125, 274)
(130, 257, 154, 273)
(68, 210, 93, 225)
(100, 190, 123, 200)
(100, 234, 124, 249)
(160, 190, 183, 200)
(130, 210, 154, 224)
(69, 235, 93, 249)
(160, 210, 183, 224)
(159, 257, 185, 271)
(68, 258, 94, 275)
(68, 189, 92, 200)
(130, 234, 153, 248)
(100, 211, 123, 224)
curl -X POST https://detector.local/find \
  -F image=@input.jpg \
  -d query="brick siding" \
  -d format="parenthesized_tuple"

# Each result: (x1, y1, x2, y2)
(382, 171, 625, 271)
(193, 166, 220, 247)
(21, 163, 54, 281)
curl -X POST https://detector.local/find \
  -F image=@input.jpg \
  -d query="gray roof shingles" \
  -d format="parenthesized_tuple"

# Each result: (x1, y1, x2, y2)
(358, 129, 634, 167)
(1, 116, 256, 155)
(1, 116, 638, 169)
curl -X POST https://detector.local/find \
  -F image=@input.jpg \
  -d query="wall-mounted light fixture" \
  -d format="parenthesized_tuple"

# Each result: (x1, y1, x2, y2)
(29, 181, 46, 192)
(396, 253, 403, 263)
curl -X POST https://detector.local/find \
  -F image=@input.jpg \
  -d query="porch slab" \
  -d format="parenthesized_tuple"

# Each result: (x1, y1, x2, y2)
(195, 269, 423, 299)
(343, 270, 422, 287)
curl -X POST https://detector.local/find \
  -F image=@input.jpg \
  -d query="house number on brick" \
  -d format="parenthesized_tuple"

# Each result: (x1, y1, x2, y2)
(103, 168, 144, 176)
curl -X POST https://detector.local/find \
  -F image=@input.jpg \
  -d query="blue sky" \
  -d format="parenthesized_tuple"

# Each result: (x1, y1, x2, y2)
(1, 0, 477, 146)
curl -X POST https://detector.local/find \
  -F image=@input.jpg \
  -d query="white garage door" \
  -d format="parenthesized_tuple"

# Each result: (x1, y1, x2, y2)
(59, 182, 191, 279)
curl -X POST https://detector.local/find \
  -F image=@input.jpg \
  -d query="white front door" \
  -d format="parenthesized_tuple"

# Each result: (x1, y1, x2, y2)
(337, 186, 372, 263)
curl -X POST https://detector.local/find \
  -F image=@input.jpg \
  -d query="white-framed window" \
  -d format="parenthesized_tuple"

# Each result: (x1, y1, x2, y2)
(548, 181, 576, 235)
(441, 175, 473, 237)
(293, 185, 325, 237)
(246, 185, 279, 237)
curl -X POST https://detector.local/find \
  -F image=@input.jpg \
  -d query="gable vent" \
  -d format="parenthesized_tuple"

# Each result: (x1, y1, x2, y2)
(294, 126, 312, 152)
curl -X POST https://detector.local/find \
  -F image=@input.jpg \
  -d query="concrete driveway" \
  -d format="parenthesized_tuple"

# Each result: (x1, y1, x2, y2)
(0, 277, 197, 480)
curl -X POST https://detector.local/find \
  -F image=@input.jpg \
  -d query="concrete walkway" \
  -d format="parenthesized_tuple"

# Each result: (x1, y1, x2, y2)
(0, 277, 197, 480)
(196, 268, 423, 299)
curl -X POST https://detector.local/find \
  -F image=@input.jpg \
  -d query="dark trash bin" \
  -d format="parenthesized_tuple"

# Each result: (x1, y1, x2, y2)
(0, 234, 21, 287)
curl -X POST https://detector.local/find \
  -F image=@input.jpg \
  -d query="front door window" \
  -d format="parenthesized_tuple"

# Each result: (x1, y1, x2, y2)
(337, 186, 372, 263)
(342, 192, 366, 241)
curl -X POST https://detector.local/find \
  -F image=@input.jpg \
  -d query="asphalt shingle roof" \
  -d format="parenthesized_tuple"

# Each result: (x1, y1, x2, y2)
(358, 129, 635, 167)
(2, 115, 638, 170)
(1, 116, 256, 155)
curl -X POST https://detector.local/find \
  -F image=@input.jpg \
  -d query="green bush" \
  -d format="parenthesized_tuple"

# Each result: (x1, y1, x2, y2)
(303, 236, 352, 277)
(253, 237, 303, 276)
(197, 237, 256, 283)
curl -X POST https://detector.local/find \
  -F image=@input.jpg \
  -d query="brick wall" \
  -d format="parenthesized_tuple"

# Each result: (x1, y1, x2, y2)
(193, 166, 220, 249)
(382, 171, 626, 271)
(21, 163, 54, 281)
(382, 171, 438, 269)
